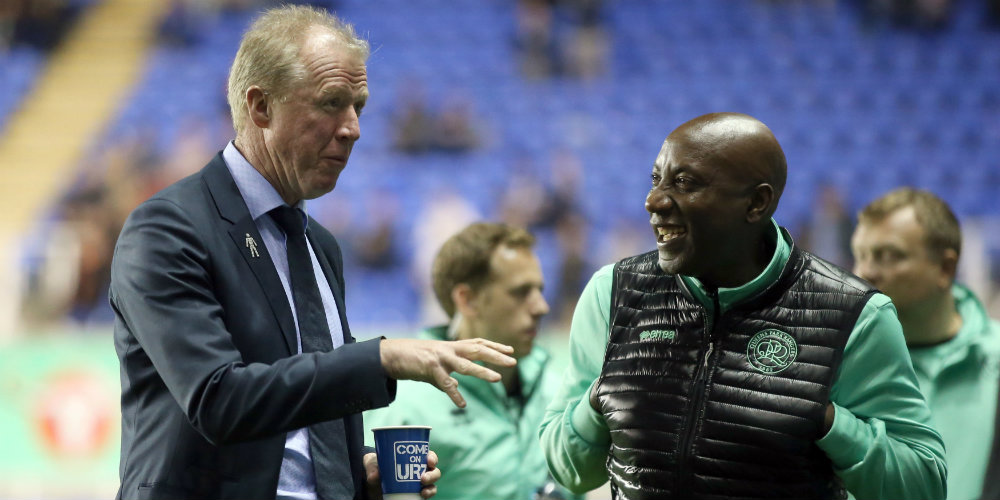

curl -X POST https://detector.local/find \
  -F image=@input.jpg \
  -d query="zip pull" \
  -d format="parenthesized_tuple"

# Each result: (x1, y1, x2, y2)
(704, 287, 720, 334)
(703, 342, 714, 370)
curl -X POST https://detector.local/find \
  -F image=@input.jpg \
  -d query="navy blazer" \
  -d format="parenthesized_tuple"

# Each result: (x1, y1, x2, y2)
(111, 154, 395, 499)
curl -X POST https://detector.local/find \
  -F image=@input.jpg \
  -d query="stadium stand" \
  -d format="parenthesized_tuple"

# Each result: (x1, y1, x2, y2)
(15, 0, 1000, 328)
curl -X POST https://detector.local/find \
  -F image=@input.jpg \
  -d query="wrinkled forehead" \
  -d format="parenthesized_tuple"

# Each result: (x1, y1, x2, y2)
(654, 135, 689, 165)
(297, 42, 367, 96)
(653, 133, 715, 171)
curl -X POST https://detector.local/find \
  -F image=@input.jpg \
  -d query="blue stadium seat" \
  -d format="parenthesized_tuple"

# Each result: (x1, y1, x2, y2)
(49, 0, 1000, 327)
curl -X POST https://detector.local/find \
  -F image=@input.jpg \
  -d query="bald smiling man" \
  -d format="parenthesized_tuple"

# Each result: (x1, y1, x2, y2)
(539, 113, 947, 500)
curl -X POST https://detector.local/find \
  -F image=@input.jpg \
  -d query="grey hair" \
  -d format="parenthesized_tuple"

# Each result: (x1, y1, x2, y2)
(226, 5, 369, 135)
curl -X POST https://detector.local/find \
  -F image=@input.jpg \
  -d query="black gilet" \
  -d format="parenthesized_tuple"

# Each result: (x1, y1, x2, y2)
(593, 245, 876, 500)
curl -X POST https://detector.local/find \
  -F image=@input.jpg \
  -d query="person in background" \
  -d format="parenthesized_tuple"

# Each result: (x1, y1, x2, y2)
(365, 222, 582, 500)
(539, 112, 946, 499)
(111, 6, 515, 499)
(852, 187, 1000, 500)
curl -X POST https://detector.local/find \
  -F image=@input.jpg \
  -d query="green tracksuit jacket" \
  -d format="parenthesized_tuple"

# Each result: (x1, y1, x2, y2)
(909, 284, 1000, 500)
(364, 326, 582, 500)
(539, 221, 947, 500)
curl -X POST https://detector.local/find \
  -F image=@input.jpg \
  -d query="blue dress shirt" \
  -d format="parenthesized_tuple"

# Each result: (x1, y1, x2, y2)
(223, 142, 346, 500)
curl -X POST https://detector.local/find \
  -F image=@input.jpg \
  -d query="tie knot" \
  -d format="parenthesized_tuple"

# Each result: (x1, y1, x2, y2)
(269, 205, 306, 238)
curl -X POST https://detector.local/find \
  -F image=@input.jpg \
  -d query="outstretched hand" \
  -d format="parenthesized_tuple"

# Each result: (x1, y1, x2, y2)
(380, 338, 516, 408)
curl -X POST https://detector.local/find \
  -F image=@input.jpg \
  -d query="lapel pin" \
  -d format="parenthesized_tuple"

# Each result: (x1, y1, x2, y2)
(245, 233, 260, 258)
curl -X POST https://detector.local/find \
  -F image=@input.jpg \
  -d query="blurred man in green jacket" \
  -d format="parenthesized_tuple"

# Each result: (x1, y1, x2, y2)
(365, 222, 582, 500)
(852, 187, 1000, 500)
(539, 112, 946, 500)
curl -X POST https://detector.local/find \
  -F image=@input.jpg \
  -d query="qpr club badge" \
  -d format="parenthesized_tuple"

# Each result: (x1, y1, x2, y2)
(747, 329, 798, 374)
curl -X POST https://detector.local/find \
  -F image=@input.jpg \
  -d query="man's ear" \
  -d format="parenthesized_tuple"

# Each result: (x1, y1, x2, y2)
(246, 86, 271, 129)
(746, 183, 775, 224)
(938, 248, 959, 288)
(451, 284, 477, 319)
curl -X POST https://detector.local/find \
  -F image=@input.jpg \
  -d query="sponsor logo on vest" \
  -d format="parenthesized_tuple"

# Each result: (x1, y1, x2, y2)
(747, 329, 798, 374)
(639, 329, 676, 342)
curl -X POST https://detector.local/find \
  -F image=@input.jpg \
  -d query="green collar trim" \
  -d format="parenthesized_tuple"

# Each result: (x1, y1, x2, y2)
(680, 219, 791, 314)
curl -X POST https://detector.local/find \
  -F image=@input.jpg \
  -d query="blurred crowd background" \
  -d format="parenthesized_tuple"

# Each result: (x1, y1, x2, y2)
(0, 0, 999, 497)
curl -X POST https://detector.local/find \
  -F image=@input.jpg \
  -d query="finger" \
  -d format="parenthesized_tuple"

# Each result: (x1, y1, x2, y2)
(458, 340, 517, 366)
(421, 463, 442, 485)
(464, 338, 515, 354)
(436, 371, 467, 408)
(420, 485, 437, 499)
(455, 343, 517, 368)
(426, 450, 438, 469)
(364, 452, 378, 469)
(450, 357, 503, 383)
(363, 452, 381, 484)
(445, 384, 466, 408)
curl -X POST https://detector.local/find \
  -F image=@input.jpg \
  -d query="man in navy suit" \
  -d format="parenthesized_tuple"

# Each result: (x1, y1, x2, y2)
(110, 6, 515, 499)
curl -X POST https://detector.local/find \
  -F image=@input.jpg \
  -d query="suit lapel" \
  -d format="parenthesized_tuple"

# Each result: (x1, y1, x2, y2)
(307, 227, 355, 345)
(203, 154, 299, 355)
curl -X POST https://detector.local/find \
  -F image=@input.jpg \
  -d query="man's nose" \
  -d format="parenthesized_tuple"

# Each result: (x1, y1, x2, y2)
(531, 290, 550, 317)
(645, 188, 672, 213)
(338, 107, 361, 142)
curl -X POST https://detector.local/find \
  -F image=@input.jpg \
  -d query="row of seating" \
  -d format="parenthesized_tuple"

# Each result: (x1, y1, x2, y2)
(4, 0, 996, 325)
(0, 47, 45, 133)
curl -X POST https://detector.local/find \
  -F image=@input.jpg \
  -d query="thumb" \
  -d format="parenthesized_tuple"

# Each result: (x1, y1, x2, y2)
(364, 452, 381, 487)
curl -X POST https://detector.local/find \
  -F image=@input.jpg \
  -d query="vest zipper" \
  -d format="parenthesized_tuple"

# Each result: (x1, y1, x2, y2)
(677, 341, 714, 490)
(677, 291, 720, 491)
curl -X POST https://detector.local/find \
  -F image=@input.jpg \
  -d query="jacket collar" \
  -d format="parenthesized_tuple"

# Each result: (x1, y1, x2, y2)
(909, 283, 1000, 374)
(678, 219, 792, 314)
(202, 152, 299, 355)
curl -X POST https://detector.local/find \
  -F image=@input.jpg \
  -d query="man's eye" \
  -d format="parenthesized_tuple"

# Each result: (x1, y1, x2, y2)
(673, 177, 695, 190)
(651, 173, 661, 185)
(511, 286, 537, 300)
(875, 250, 901, 263)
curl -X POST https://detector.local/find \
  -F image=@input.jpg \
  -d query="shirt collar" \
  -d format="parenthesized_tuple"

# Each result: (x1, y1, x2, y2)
(681, 219, 790, 314)
(222, 141, 308, 225)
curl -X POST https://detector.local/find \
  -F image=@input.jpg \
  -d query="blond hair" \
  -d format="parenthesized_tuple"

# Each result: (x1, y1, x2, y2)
(432, 223, 536, 318)
(226, 5, 369, 135)
(858, 187, 962, 260)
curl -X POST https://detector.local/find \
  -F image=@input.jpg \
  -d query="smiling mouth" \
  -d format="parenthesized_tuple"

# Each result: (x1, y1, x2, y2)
(656, 226, 687, 244)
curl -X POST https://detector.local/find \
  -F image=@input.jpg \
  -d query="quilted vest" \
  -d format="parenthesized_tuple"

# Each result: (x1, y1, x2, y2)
(594, 246, 876, 500)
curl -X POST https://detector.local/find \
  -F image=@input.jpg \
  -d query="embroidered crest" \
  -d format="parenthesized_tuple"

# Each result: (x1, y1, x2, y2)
(747, 329, 798, 374)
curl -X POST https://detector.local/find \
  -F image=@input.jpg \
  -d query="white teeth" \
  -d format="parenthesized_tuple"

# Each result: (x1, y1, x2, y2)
(656, 226, 686, 242)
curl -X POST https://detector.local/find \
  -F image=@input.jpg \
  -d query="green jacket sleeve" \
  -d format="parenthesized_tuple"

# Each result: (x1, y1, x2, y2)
(538, 265, 614, 494)
(817, 294, 948, 500)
